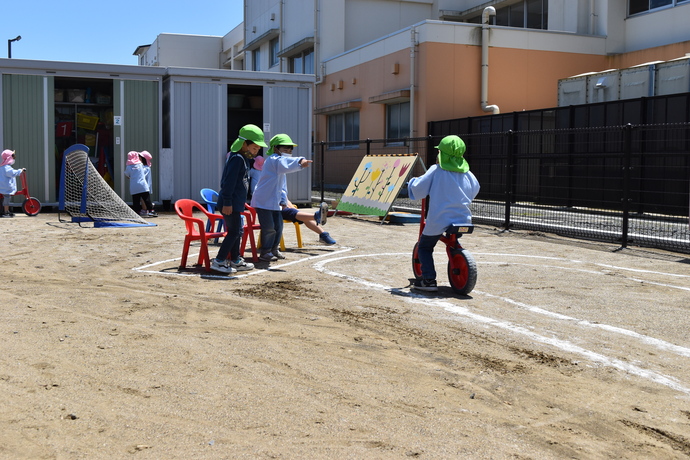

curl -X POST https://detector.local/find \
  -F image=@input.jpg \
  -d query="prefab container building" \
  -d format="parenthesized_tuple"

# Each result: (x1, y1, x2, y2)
(0, 59, 164, 208)
(0, 59, 314, 210)
(162, 67, 314, 206)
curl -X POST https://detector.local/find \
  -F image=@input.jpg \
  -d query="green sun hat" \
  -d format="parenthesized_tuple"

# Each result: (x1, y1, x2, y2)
(269, 133, 298, 148)
(230, 124, 268, 152)
(435, 135, 469, 173)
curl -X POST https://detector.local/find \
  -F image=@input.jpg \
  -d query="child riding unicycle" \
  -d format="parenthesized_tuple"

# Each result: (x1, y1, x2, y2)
(408, 135, 480, 294)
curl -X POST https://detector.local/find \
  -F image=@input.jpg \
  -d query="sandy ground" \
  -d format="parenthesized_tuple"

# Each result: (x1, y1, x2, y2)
(2, 209, 690, 459)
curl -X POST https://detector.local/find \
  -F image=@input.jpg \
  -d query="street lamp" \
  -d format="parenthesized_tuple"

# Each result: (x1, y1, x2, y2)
(8, 35, 21, 58)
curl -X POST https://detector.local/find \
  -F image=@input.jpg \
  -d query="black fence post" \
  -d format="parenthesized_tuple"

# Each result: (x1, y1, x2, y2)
(504, 129, 515, 230)
(320, 141, 326, 203)
(366, 138, 372, 156)
(427, 135, 434, 167)
(621, 123, 633, 249)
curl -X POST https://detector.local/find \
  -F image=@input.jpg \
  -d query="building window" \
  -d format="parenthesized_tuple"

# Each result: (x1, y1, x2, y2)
(629, 0, 684, 15)
(328, 111, 359, 148)
(269, 38, 279, 68)
(386, 102, 410, 142)
(470, 0, 548, 30)
(289, 48, 314, 74)
(252, 49, 261, 71)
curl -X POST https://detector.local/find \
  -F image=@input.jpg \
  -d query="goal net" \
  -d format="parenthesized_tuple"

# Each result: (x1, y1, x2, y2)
(58, 144, 155, 227)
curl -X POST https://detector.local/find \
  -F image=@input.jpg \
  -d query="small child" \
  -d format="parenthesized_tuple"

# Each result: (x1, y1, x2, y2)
(0, 149, 25, 218)
(210, 124, 268, 274)
(407, 135, 480, 292)
(248, 154, 264, 199)
(281, 199, 336, 245)
(250, 133, 312, 262)
(139, 150, 157, 217)
(124, 151, 154, 217)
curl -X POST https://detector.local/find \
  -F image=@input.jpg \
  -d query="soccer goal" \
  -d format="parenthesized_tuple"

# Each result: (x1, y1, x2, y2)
(58, 144, 155, 227)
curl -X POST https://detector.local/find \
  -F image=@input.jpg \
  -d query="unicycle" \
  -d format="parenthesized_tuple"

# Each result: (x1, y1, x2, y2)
(412, 198, 477, 295)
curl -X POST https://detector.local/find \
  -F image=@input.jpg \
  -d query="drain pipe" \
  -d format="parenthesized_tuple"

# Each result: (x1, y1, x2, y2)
(409, 26, 418, 142)
(481, 6, 500, 114)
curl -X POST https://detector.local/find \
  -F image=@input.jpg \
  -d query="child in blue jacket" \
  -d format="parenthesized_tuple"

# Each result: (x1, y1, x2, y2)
(211, 124, 267, 274)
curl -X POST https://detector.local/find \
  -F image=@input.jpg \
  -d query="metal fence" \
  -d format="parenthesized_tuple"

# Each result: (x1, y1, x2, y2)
(312, 122, 690, 254)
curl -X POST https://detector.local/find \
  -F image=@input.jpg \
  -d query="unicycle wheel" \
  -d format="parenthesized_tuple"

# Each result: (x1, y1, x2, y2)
(411, 242, 423, 279)
(447, 248, 477, 295)
(23, 197, 41, 216)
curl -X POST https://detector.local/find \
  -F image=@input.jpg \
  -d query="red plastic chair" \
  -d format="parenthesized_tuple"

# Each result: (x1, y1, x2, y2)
(174, 199, 227, 271)
(241, 204, 260, 262)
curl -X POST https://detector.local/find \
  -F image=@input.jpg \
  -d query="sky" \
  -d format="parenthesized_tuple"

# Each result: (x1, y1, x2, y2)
(4, 0, 244, 66)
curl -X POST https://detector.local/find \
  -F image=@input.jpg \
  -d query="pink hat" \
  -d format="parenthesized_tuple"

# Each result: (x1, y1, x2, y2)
(1, 149, 15, 167)
(253, 155, 265, 171)
(126, 151, 141, 165)
(140, 150, 152, 166)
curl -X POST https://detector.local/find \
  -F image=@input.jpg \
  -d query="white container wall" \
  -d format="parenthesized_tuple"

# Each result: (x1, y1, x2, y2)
(586, 69, 620, 103)
(557, 74, 589, 106)
(619, 62, 657, 100)
(656, 56, 690, 96)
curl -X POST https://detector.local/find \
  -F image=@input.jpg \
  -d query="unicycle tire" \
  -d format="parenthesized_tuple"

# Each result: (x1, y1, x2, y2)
(23, 197, 41, 216)
(411, 242, 423, 279)
(447, 248, 477, 295)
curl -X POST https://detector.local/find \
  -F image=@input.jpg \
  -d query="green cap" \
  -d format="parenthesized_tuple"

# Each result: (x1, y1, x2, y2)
(231, 124, 268, 152)
(435, 135, 469, 173)
(269, 133, 298, 148)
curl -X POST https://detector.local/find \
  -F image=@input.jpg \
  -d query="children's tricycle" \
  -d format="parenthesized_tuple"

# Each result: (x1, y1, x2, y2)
(14, 170, 42, 216)
(411, 198, 477, 295)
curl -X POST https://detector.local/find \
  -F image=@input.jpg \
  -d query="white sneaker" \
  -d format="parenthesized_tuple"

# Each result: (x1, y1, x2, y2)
(211, 258, 237, 274)
(272, 249, 286, 259)
(230, 257, 254, 271)
(318, 202, 329, 225)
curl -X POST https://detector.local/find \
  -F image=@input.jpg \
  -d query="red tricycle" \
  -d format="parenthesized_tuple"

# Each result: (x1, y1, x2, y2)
(411, 197, 477, 295)
(6, 170, 42, 216)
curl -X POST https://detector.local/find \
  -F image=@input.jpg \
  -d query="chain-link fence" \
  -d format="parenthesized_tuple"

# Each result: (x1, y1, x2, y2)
(312, 122, 690, 254)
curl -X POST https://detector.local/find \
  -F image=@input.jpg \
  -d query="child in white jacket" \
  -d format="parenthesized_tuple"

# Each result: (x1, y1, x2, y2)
(0, 149, 25, 218)
(250, 134, 312, 261)
(124, 151, 155, 217)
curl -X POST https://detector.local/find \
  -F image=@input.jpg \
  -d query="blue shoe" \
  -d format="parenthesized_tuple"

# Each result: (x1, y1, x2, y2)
(319, 232, 336, 245)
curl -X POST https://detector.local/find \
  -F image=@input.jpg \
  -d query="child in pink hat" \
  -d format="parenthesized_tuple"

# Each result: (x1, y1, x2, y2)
(0, 149, 25, 218)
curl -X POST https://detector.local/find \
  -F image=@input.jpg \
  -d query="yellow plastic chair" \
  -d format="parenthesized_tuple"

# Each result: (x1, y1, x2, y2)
(244, 204, 303, 251)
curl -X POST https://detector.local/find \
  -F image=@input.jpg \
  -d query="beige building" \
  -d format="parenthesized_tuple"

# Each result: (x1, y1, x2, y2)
(138, 0, 690, 152)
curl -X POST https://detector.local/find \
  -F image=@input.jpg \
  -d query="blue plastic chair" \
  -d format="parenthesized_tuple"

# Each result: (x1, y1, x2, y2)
(199, 188, 226, 238)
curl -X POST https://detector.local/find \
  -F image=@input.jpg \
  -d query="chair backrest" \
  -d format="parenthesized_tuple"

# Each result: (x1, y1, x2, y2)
(175, 199, 206, 234)
(199, 188, 219, 213)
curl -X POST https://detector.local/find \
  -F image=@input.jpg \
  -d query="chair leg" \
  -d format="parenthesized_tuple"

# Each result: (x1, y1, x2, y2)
(180, 237, 192, 268)
(199, 239, 212, 271)
(293, 222, 303, 248)
(279, 235, 286, 251)
(247, 229, 258, 261)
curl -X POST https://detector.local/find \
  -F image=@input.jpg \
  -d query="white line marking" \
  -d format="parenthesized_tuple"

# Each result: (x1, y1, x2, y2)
(313, 252, 690, 395)
(132, 247, 355, 279)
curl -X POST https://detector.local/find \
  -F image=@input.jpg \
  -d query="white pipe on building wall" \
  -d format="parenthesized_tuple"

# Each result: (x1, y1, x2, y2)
(410, 26, 418, 142)
(481, 6, 500, 114)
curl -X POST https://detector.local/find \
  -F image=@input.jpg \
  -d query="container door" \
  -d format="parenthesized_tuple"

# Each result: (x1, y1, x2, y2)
(115, 79, 160, 201)
(170, 81, 227, 200)
(1, 74, 52, 203)
(263, 85, 313, 204)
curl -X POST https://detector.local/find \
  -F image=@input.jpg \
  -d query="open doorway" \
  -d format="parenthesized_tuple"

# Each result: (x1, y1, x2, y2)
(227, 85, 262, 150)
(54, 77, 114, 188)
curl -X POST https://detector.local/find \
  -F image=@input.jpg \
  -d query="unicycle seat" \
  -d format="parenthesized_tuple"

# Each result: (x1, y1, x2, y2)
(445, 224, 474, 236)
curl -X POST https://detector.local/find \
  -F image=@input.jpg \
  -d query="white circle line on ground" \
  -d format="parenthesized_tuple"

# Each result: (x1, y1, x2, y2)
(479, 261, 690, 293)
(132, 247, 355, 279)
(313, 252, 690, 396)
